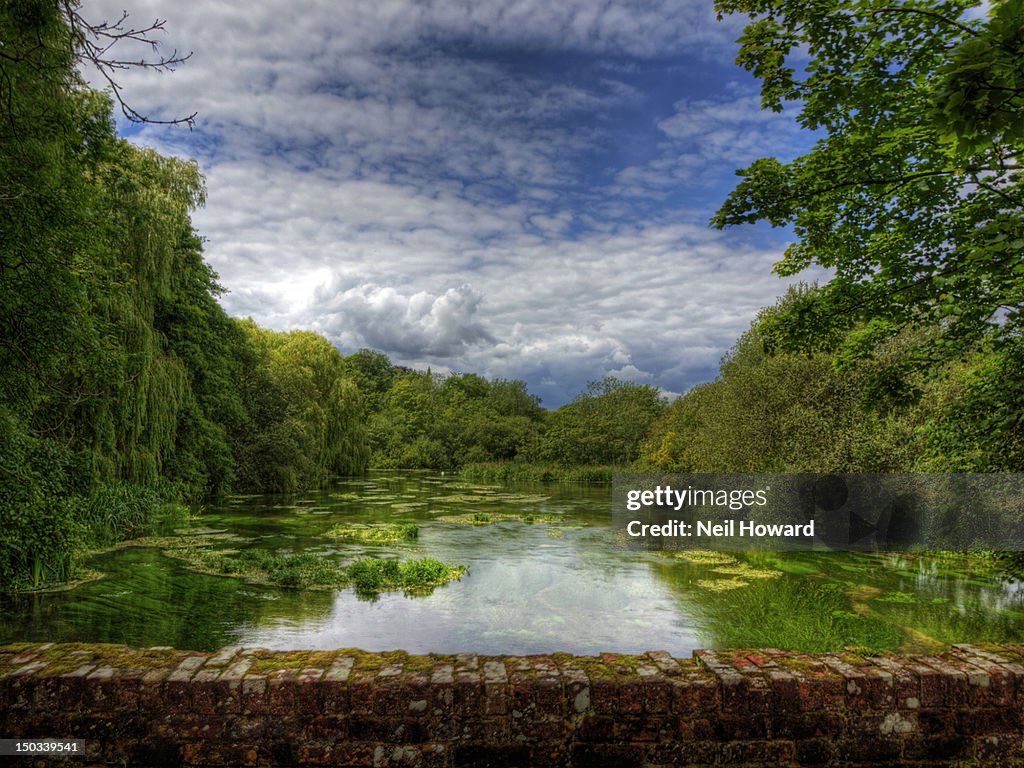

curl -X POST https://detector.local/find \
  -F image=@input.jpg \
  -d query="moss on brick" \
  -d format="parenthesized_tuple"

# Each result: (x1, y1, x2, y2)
(4, 640, 1024, 768)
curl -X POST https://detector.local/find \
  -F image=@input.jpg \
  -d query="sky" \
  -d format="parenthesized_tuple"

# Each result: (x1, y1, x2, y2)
(83, 0, 825, 408)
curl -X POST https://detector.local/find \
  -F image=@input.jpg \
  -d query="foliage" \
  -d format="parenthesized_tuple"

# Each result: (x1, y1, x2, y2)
(713, 0, 1024, 408)
(342, 349, 399, 413)
(702, 578, 905, 651)
(325, 523, 419, 543)
(638, 289, 939, 472)
(460, 462, 615, 484)
(77, 484, 188, 547)
(529, 378, 668, 467)
(185, 547, 467, 596)
(343, 557, 468, 597)
(0, 2, 370, 590)
(916, 337, 1024, 470)
(357, 360, 665, 473)
(0, 409, 74, 587)
(932, 0, 1024, 156)
(358, 364, 547, 471)
(233, 325, 369, 492)
(210, 550, 346, 589)
(637, 284, 1024, 473)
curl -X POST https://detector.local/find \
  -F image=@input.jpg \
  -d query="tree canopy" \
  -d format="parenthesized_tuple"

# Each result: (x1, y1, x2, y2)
(712, 0, 1024, 402)
(0, 0, 369, 588)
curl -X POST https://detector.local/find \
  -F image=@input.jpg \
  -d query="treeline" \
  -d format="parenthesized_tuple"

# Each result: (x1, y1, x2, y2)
(0, 2, 367, 589)
(637, 287, 1023, 474)
(0, 1, 668, 590)
(342, 350, 667, 472)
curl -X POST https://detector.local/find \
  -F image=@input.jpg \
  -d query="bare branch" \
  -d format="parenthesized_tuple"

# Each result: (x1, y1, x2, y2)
(58, 0, 196, 127)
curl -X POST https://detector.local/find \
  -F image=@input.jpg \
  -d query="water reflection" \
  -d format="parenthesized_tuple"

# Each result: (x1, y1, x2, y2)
(1, 471, 1022, 654)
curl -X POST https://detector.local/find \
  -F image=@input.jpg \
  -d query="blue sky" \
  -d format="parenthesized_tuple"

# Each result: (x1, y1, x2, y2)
(88, 0, 824, 407)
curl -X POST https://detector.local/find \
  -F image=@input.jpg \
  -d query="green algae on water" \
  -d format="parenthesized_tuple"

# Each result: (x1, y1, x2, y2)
(325, 523, 418, 543)
(436, 511, 562, 525)
(159, 544, 466, 596)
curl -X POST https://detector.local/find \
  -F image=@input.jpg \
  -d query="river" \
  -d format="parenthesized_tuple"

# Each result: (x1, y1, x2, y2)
(2, 471, 1022, 655)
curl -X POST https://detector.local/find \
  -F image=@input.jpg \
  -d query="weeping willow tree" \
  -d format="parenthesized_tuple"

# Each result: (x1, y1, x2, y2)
(234, 324, 369, 493)
(35, 140, 208, 488)
(0, 1, 370, 589)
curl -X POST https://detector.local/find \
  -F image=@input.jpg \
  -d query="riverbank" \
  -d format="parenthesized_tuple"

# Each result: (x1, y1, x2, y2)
(459, 462, 615, 484)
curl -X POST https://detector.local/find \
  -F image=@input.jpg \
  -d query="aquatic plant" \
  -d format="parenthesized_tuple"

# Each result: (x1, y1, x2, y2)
(460, 462, 614, 484)
(161, 544, 466, 596)
(325, 523, 418, 543)
(344, 557, 467, 597)
(438, 512, 562, 526)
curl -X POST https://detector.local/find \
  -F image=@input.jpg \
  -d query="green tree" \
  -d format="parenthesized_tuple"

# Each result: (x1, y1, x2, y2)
(0, 0, 374, 589)
(712, 0, 1024, 402)
(917, 338, 1024, 470)
(535, 378, 667, 466)
(233, 324, 368, 491)
(343, 349, 398, 412)
(638, 292, 925, 473)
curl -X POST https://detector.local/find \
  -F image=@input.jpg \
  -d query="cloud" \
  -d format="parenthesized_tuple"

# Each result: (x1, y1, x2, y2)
(309, 281, 494, 357)
(609, 93, 813, 201)
(76, 0, 823, 406)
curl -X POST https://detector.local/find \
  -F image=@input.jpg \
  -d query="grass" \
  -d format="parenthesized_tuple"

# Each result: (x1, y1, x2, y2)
(163, 545, 466, 595)
(344, 557, 468, 597)
(460, 462, 615, 484)
(226, 550, 344, 588)
(437, 511, 562, 525)
(79, 484, 191, 547)
(325, 522, 418, 543)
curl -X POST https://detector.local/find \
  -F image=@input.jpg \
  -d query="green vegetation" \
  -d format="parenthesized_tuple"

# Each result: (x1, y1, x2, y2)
(637, 288, 929, 472)
(4, 0, 1022, 600)
(460, 462, 615, 484)
(706, 0, 1024, 471)
(325, 523, 419, 543)
(0, 2, 368, 591)
(437, 511, 562, 525)
(352, 363, 547, 471)
(164, 545, 466, 596)
(212, 550, 344, 589)
(344, 557, 468, 597)
(528, 378, 667, 466)
(637, 287, 1024, 473)
(346, 354, 662, 478)
(691, 572, 905, 651)
(637, 0, 1023, 475)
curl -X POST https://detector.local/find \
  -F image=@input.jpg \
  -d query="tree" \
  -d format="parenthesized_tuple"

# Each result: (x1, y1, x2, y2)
(343, 349, 398, 412)
(534, 378, 667, 466)
(1, 0, 195, 130)
(712, 0, 1024, 402)
(638, 289, 926, 472)
(232, 324, 369, 491)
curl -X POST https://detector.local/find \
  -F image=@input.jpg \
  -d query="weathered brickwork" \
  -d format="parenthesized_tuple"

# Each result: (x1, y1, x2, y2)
(2, 642, 1024, 766)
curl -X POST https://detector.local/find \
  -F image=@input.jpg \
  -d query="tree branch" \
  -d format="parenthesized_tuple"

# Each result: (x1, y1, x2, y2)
(58, 1, 196, 127)
(871, 6, 980, 39)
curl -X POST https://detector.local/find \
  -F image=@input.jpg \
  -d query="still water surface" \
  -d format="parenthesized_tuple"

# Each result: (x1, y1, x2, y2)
(3, 471, 1023, 654)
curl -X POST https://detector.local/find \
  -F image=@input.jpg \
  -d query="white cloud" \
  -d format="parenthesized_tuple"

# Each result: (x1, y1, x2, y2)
(309, 281, 493, 357)
(609, 93, 813, 200)
(76, 0, 822, 406)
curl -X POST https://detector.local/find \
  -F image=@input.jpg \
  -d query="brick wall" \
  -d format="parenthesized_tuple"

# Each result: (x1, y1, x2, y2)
(2, 642, 1024, 766)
